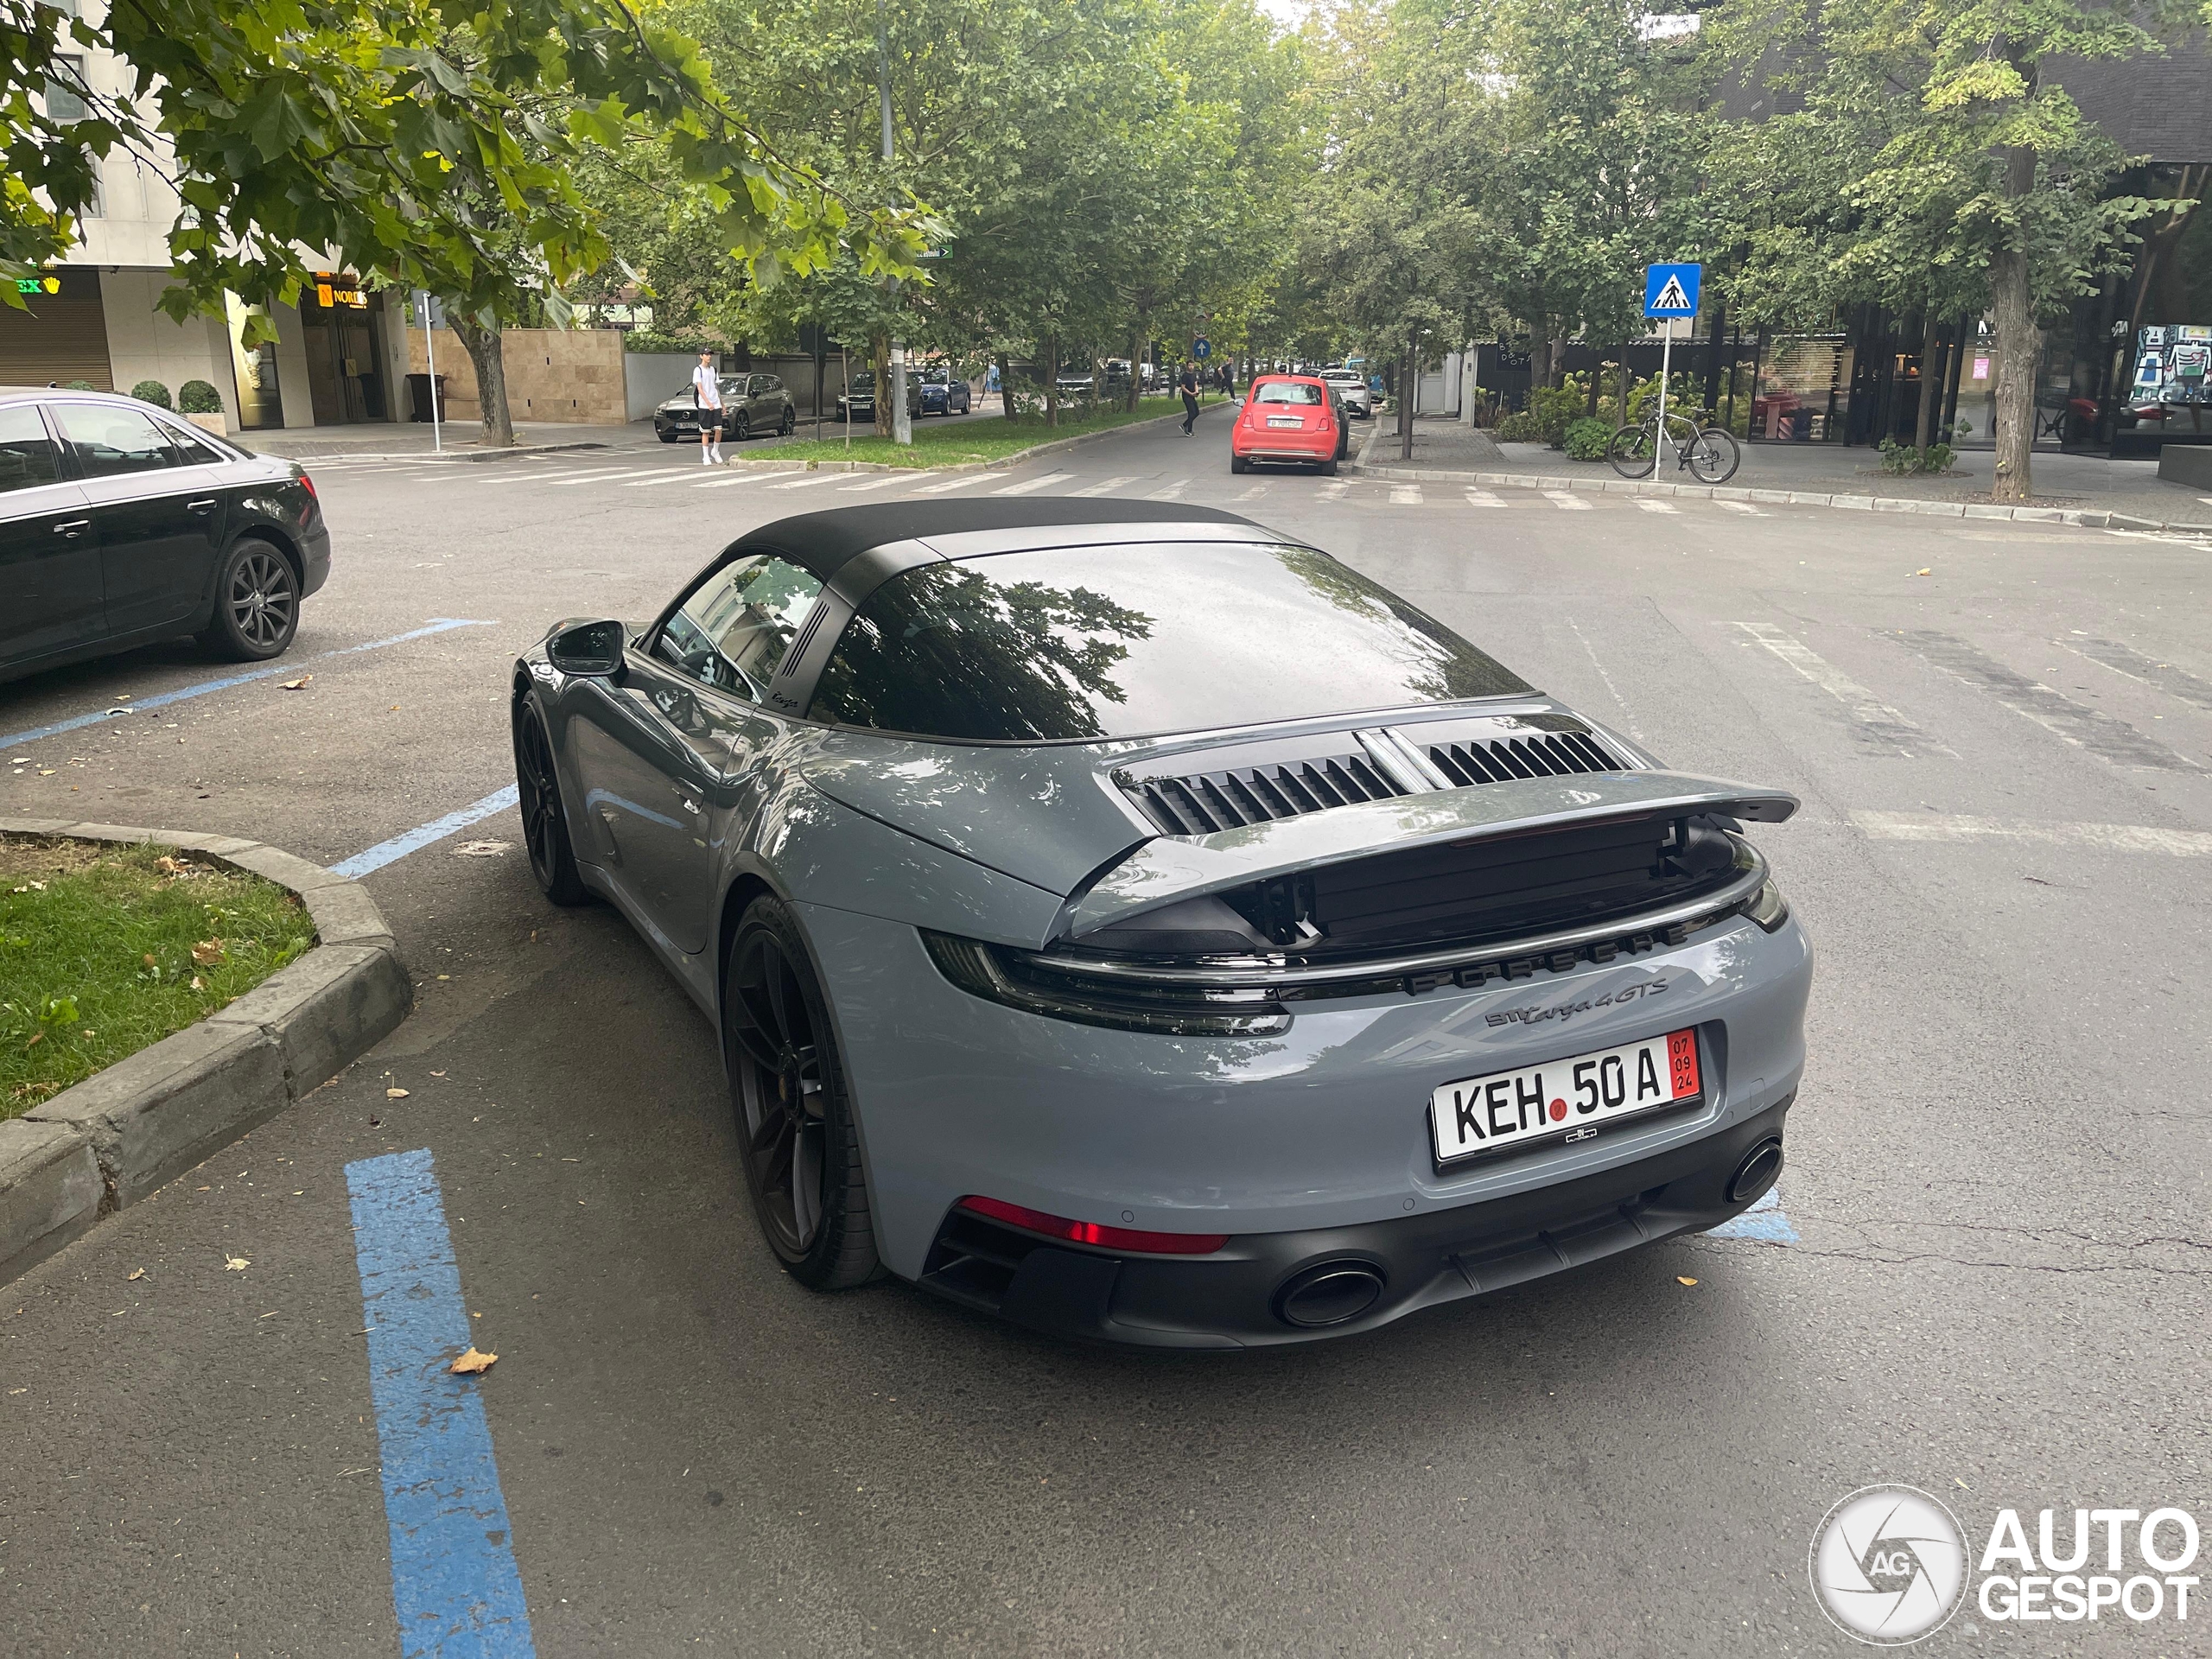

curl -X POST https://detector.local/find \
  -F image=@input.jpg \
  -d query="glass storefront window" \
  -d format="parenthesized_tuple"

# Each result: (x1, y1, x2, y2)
(225, 295, 285, 430)
(1751, 336, 1850, 441)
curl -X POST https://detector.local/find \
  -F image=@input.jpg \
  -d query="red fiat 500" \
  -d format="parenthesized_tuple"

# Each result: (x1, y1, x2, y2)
(1231, 374, 1343, 475)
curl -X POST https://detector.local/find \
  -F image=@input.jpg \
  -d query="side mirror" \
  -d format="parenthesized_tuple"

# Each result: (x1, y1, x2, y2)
(547, 618, 627, 677)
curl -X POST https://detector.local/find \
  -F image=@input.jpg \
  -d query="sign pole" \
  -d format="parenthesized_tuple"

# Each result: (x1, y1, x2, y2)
(419, 291, 443, 454)
(1656, 316, 1672, 471)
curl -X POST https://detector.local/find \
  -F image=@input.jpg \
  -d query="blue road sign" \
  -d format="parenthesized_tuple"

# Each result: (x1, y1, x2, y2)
(1192, 337, 1212, 359)
(1644, 263, 1701, 318)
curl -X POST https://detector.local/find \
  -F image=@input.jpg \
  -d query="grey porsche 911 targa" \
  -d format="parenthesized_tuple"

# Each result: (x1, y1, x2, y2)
(511, 499, 1812, 1347)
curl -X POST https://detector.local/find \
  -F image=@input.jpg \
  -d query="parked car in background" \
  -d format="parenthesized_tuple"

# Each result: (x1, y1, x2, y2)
(837, 372, 923, 423)
(1230, 372, 1344, 475)
(917, 367, 973, 416)
(1321, 366, 1375, 419)
(653, 374, 795, 443)
(1, 386, 329, 683)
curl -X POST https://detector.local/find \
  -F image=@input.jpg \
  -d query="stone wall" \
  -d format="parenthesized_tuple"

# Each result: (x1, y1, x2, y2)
(404, 327, 627, 424)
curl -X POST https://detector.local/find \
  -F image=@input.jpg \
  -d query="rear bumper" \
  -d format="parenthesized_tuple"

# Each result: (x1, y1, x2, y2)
(1232, 435, 1334, 462)
(918, 1094, 1796, 1348)
(300, 523, 331, 598)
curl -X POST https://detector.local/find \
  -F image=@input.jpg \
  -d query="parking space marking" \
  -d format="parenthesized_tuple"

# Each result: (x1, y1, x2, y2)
(1732, 622, 1950, 758)
(1851, 810, 2212, 857)
(1542, 490, 1591, 511)
(1232, 485, 1267, 501)
(1897, 629, 2196, 771)
(332, 785, 519, 880)
(347, 1149, 537, 1657)
(1707, 1186, 1798, 1243)
(914, 472, 1008, 493)
(1635, 498, 1678, 514)
(1070, 475, 1137, 498)
(0, 619, 496, 753)
(993, 472, 1075, 496)
(1318, 481, 1347, 500)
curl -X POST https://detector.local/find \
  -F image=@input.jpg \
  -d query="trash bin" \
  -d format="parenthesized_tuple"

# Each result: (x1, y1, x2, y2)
(406, 372, 448, 423)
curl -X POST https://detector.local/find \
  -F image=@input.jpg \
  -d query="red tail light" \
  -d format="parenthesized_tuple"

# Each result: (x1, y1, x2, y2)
(297, 470, 318, 501)
(957, 1195, 1229, 1255)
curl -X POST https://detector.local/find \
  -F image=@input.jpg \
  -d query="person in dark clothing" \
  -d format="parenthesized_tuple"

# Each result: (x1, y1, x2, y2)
(1179, 364, 1200, 435)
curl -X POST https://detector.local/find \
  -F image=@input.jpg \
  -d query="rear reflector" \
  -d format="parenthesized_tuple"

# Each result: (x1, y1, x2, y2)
(956, 1195, 1228, 1255)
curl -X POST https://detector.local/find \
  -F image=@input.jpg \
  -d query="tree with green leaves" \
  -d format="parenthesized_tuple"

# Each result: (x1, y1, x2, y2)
(3, 0, 927, 444)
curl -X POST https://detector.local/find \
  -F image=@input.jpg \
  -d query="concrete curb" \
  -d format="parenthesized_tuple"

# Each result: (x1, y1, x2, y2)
(0, 823, 410, 1285)
(705, 404, 1212, 478)
(1343, 459, 2212, 536)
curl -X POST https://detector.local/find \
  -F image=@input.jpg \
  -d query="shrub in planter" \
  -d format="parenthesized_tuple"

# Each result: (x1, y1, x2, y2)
(65, 378, 94, 390)
(1494, 410, 1541, 443)
(178, 379, 224, 414)
(1563, 416, 1612, 461)
(131, 379, 173, 408)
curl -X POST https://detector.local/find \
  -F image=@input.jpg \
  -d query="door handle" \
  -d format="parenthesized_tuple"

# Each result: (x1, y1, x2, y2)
(52, 519, 90, 538)
(185, 498, 218, 514)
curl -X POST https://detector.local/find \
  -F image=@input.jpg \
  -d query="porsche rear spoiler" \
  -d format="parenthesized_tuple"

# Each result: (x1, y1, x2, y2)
(1057, 771, 1797, 940)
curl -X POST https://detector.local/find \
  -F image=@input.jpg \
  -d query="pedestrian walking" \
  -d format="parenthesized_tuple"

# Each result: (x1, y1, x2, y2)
(691, 348, 724, 465)
(1179, 362, 1200, 435)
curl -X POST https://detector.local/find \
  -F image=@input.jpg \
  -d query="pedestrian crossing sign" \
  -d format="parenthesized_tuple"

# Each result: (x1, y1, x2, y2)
(1644, 263, 1701, 318)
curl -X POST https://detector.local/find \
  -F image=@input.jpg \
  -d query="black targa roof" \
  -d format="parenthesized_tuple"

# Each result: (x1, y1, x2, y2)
(738, 499, 1256, 583)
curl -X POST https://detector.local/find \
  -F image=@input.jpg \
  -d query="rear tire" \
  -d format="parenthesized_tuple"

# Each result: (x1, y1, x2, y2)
(1687, 425, 1741, 484)
(779, 407, 795, 436)
(1319, 454, 1338, 477)
(724, 897, 880, 1290)
(197, 537, 300, 661)
(1230, 454, 1249, 474)
(1607, 423, 1656, 480)
(512, 701, 590, 906)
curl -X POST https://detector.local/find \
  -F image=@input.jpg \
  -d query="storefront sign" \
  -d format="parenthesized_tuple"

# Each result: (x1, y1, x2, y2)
(14, 276, 61, 296)
(314, 272, 368, 308)
(1971, 356, 1990, 380)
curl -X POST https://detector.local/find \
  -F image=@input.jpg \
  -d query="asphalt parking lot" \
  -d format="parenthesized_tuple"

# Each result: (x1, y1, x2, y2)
(3, 410, 2209, 1655)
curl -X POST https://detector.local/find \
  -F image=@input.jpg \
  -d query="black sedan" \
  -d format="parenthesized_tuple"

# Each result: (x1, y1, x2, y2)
(1, 386, 329, 684)
(836, 372, 923, 423)
(652, 373, 796, 443)
(917, 368, 972, 416)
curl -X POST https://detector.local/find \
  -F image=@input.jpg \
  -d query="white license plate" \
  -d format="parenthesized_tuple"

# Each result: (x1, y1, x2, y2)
(1266, 416, 1301, 428)
(1429, 1028, 1702, 1166)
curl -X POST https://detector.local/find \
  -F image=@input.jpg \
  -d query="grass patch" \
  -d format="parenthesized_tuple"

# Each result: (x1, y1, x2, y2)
(766, 391, 1229, 468)
(1, 836, 316, 1120)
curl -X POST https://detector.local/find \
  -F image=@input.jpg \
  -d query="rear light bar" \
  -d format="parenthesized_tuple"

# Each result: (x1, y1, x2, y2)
(957, 1195, 1228, 1255)
(297, 470, 317, 501)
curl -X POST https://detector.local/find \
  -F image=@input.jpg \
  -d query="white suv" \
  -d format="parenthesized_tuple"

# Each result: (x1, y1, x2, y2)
(1320, 368, 1374, 418)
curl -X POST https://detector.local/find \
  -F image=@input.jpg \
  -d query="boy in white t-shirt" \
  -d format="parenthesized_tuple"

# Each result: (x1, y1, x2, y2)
(692, 349, 724, 464)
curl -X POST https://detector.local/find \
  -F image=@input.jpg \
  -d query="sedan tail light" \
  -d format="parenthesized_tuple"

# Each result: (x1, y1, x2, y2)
(297, 470, 318, 501)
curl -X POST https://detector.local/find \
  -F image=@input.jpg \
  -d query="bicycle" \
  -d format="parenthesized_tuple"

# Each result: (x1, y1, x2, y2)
(1607, 409, 1741, 484)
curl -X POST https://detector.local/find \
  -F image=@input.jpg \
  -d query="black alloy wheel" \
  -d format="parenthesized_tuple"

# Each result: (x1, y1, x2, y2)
(725, 898, 879, 1288)
(511, 701, 590, 906)
(198, 537, 299, 661)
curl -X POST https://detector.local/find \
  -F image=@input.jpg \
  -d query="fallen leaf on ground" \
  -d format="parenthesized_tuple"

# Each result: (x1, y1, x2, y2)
(143, 953, 157, 968)
(189, 976, 204, 991)
(429, 1071, 446, 1077)
(1676, 1275, 1699, 1287)
(225, 1255, 250, 1272)
(1911, 567, 1932, 576)
(24, 1031, 43, 1049)
(453, 839, 510, 857)
(126, 1268, 144, 1281)
(449, 1347, 498, 1376)
(280, 676, 312, 690)
(191, 939, 226, 966)
(385, 1087, 410, 1099)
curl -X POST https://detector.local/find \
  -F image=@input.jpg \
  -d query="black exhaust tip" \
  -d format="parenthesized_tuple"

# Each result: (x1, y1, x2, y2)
(1274, 1260, 1386, 1328)
(1728, 1137, 1784, 1205)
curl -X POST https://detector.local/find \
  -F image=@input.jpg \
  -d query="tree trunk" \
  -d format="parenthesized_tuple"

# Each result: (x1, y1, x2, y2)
(1529, 335, 1552, 397)
(1914, 311, 1942, 454)
(1990, 144, 2039, 502)
(1043, 335, 1060, 429)
(1400, 334, 1416, 461)
(448, 315, 514, 448)
(1585, 364, 1600, 419)
(1548, 337, 1569, 390)
(872, 333, 893, 440)
(1126, 327, 1142, 412)
(997, 351, 1015, 421)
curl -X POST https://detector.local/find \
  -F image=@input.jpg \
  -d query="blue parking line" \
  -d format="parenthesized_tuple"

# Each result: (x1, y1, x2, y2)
(347, 1149, 537, 1658)
(0, 618, 495, 752)
(331, 785, 520, 880)
(1707, 1186, 1799, 1243)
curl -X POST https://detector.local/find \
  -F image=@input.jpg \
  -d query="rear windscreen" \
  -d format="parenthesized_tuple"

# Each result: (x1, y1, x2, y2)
(1255, 382, 1323, 405)
(807, 542, 1530, 741)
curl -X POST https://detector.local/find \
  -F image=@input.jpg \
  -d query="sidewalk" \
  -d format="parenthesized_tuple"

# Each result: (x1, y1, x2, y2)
(1354, 416, 2212, 531)
(248, 420, 651, 462)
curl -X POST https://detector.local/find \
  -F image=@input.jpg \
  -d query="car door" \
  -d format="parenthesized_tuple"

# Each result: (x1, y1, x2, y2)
(743, 375, 772, 428)
(0, 402, 103, 670)
(567, 553, 826, 955)
(52, 401, 210, 639)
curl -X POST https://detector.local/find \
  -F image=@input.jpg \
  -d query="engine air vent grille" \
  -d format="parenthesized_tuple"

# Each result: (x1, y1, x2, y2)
(1124, 753, 1405, 835)
(1428, 730, 1623, 787)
